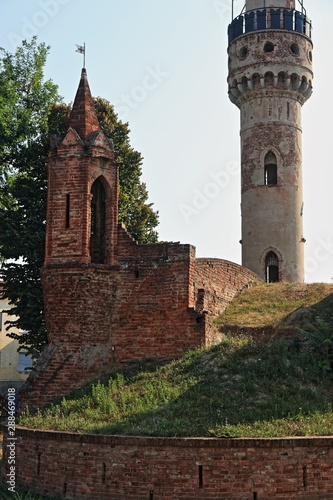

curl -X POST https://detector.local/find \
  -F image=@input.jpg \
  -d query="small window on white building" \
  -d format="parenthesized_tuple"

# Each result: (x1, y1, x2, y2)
(18, 352, 33, 373)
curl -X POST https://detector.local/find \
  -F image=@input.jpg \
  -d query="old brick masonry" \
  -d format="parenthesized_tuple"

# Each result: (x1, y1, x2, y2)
(19, 69, 260, 409)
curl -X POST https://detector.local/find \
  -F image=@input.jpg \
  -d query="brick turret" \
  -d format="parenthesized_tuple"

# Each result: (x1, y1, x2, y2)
(45, 68, 118, 266)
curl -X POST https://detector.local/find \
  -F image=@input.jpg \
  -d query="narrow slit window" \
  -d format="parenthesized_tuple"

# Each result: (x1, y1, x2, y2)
(66, 194, 70, 228)
(264, 151, 278, 186)
(303, 465, 308, 488)
(265, 251, 279, 283)
(198, 465, 203, 489)
(37, 453, 42, 476)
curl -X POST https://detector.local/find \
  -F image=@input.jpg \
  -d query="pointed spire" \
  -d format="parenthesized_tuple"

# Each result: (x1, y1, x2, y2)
(67, 68, 100, 141)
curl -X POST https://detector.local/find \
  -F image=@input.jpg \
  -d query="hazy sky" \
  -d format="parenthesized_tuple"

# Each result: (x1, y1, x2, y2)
(0, 0, 331, 283)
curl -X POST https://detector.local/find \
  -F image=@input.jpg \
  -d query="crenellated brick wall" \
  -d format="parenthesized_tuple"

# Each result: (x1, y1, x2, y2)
(4, 427, 333, 499)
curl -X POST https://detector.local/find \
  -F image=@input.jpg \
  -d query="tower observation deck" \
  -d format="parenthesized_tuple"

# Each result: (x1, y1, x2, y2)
(228, 1, 312, 45)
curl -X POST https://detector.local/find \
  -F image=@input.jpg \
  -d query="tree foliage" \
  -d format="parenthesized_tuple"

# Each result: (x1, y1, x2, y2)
(0, 39, 159, 356)
(94, 97, 159, 243)
(0, 38, 59, 356)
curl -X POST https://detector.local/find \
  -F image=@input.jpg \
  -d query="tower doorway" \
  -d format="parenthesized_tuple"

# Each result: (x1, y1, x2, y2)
(265, 251, 279, 283)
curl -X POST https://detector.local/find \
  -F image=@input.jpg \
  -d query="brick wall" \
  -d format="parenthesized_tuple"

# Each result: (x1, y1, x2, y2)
(195, 259, 261, 314)
(20, 237, 206, 408)
(20, 244, 261, 409)
(114, 239, 203, 362)
(4, 427, 333, 499)
(194, 259, 262, 343)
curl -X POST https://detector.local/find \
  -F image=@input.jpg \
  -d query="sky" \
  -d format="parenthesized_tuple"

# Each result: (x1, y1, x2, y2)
(0, 0, 332, 283)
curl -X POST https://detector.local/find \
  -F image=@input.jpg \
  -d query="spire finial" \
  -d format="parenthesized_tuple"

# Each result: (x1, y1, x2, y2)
(67, 66, 100, 141)
(75, 43, 86, 69)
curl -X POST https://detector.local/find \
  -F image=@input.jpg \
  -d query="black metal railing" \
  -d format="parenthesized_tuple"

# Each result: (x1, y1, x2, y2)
(228, 9, 312, 45)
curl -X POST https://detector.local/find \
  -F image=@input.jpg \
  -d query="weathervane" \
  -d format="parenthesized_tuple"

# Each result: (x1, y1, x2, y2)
(75, 43, 86, 69)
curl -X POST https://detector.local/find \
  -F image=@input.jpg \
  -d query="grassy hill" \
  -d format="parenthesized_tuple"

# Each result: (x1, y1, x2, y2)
(215, 282, 333, 333)
(20, 283, 333, 438)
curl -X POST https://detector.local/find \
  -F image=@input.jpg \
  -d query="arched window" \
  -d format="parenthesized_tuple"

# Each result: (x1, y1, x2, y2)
(264, 151, 277, 186)
(265, 251, 279, 283)
(90, 178, 106, 264)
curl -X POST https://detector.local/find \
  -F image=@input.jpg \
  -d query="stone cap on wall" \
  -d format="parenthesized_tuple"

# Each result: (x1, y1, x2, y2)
(7, 426, 333, 449)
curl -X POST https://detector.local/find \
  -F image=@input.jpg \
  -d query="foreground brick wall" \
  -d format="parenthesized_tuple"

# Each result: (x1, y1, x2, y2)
(4, 427, 333, 499)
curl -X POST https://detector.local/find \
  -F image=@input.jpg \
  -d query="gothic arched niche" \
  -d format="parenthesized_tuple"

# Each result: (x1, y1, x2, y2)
(90, 177, 106, 264)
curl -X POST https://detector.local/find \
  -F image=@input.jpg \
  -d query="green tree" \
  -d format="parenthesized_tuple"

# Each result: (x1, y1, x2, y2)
(0, 38, 60, 356)
(94, 97, 159, 243)
(0, 39, 159, 357)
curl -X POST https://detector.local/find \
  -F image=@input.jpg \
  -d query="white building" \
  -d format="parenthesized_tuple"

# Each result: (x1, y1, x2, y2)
(0, 282, 32, 393)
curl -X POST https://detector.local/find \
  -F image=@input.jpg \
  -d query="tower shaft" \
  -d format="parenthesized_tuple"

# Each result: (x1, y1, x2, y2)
(228, 3, 313, 282)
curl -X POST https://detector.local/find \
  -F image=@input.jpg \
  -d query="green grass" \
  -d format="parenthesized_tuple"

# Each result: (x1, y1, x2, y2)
(18, 283, 333, 439)
(20, 335, 333, 438)
(0, 484, 62, 499)
(215, 283, 333, 328)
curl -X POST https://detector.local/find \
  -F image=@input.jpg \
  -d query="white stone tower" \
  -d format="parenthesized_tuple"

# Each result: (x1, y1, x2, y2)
(228, 0, 313, 282)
